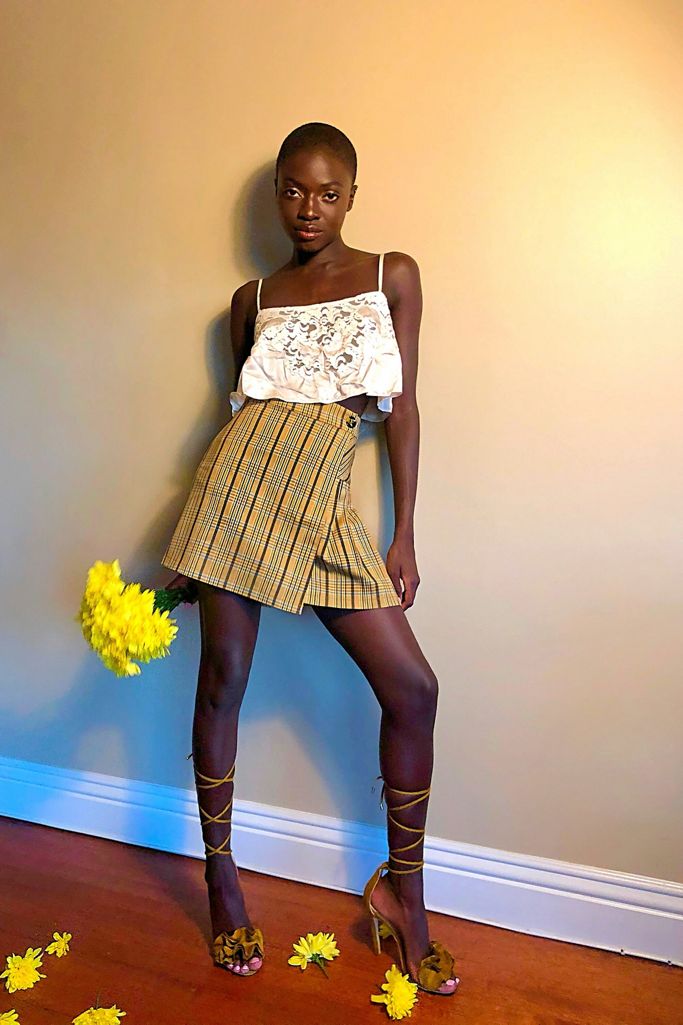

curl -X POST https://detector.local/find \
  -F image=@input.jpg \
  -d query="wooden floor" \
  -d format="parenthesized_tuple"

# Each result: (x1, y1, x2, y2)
(1, 817, 681, 1025)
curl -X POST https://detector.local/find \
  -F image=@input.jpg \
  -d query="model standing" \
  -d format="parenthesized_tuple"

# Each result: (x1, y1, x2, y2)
(161, 122, 458, 996)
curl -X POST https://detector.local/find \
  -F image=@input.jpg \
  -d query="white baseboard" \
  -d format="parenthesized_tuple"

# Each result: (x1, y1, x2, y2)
(1, 755, 681, 965)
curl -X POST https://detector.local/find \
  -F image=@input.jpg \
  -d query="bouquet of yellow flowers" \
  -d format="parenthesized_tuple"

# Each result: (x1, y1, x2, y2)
(75, 560, 198, 678)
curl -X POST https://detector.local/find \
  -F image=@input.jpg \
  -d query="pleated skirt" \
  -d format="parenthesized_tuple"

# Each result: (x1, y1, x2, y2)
(160, 396, 402, 615)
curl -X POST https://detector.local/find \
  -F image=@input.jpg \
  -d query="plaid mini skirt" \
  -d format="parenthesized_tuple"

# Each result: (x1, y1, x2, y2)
(160, 397, 402, 615)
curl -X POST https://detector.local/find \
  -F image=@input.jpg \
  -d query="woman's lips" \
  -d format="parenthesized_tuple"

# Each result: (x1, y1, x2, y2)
(295, 228, 321, 240)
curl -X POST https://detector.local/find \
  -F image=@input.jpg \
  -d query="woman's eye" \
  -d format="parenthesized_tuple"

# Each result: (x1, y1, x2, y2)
(282, 189, 338, 201)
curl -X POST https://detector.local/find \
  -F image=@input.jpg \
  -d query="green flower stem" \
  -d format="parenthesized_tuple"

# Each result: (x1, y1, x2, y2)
(310, 954, 330, 978)
(153, 585, 198, 613)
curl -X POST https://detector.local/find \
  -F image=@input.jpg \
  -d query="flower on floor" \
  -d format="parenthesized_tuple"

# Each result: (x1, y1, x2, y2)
(0, 1010, 20, 1023)
(0, 947, 47, 993)
(378, 920, 393, 939)
(72, 1005, 126, 1024)
(288, 932, 340, 978)
(370, 963, 418, 1020)
(75, 559, 186, 677)
(45, 930, 72, 957)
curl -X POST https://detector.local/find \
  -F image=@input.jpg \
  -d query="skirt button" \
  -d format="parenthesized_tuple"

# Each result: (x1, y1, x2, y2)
(347, 414, 358, 428)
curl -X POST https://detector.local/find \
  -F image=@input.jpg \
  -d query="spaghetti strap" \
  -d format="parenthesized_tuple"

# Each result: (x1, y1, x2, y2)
(378, 253, 384, 292)
(256, 277, 263, 313)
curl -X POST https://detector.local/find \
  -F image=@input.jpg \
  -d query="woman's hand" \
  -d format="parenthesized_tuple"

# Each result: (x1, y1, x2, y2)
(385, 537, 420, 610)
(165, 573, 199, 603)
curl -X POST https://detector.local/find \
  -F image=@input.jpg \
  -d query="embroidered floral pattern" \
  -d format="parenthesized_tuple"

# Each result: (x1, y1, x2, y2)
(257, 299, 384, 380)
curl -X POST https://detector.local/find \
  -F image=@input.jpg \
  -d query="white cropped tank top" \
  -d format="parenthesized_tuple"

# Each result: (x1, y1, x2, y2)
(229, 253, 403, 422)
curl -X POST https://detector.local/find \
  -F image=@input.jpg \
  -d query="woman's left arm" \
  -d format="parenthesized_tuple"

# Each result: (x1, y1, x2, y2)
(383, 252, 423, 610)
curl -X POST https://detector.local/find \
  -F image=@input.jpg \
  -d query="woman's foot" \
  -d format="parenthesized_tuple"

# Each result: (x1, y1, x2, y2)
(369, 870, 457, 995)
(205, 856, 263, 974)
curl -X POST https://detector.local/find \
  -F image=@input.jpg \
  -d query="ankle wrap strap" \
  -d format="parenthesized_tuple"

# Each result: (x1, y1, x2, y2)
(187, 751, 236, 857)
(374, 775, 431, 875)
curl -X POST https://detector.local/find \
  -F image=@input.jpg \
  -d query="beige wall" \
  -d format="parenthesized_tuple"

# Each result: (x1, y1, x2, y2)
(2, 0, 681, 882)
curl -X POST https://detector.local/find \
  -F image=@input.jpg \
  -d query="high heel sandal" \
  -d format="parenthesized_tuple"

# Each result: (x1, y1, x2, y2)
(362, 776, 459, 997)
(188, 751, 265, 976)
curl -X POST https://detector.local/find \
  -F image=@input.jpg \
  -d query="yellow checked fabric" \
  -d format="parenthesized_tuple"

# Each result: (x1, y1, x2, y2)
(161, 396, 401, 615)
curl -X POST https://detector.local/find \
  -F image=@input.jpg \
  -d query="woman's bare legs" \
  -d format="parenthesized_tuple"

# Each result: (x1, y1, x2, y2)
(192, 581, 264, 975)
(312, 602, 457, 995)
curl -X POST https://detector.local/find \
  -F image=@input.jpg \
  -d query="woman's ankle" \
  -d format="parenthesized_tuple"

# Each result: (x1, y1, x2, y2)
(388, 867, 425, 905)
(205, 853, 238, 878)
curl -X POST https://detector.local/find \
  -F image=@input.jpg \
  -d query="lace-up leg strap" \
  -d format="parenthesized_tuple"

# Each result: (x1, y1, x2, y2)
(188, 751, 236, 857)
(373, 774, 431, 874)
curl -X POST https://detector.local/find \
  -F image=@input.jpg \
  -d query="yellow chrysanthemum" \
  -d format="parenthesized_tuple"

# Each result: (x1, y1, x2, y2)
(378, 920, 393, 939)
(0, 947, 47, 993)
(75, 559, 179, 677)
(370, 963, 419, 1020)
(45, 931, 72, 957)
(0, 1010, 20, 1024)
(287, 931, 340, 977)
(71, 1006, 126, 1025)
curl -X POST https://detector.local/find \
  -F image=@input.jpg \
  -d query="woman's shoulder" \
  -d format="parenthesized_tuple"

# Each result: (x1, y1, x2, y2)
(350, 248, 419, 271)
(382, 250, 420, 274)
(229, 251, 421, 307)
(382, 251, 422, 305)
(230, 277, 261, 315)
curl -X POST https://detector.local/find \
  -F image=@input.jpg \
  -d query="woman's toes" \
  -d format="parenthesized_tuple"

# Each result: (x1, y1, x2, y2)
(224, 955, 262, 974)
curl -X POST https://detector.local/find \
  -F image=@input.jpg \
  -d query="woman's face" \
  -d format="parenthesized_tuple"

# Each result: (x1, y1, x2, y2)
(275, 146, 356, 250)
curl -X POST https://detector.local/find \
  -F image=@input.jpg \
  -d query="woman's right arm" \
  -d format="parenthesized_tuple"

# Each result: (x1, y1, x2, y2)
(230, 280, 259, 383)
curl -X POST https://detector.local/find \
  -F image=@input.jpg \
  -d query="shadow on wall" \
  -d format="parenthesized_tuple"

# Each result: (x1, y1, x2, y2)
(7, 157, 401, 917)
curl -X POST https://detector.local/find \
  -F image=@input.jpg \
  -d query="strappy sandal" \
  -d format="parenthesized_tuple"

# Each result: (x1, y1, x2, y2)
(362, 776, 459, 997)
(188, 751, 265, 976)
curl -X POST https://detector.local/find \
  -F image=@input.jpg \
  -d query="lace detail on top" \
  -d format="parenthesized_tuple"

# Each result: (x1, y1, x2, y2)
(229, 255, 403, 422)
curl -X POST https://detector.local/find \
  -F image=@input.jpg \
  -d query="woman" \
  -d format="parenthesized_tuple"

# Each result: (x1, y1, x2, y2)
(161, 122, 458, 997)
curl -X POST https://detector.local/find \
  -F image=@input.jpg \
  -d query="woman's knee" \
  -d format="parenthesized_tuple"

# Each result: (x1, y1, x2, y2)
(197, 643, 252, 712)
(388, 665, 439, 720)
